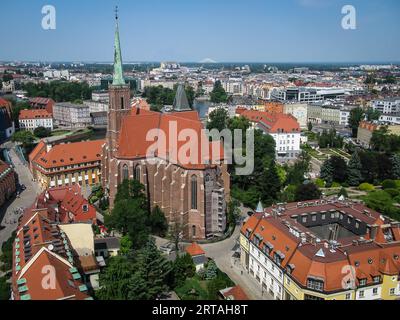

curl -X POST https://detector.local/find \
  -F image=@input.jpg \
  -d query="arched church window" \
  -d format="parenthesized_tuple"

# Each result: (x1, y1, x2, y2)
(191, 175, 198, 210)
(122, 164, 129, 181)
(135, 165, 141, 181)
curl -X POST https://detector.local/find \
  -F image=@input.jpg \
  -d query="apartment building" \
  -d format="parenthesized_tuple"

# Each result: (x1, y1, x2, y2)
(0, 160, 16, 208)
(236, 108, 301, 161)
(307, 104, 351, 126)
(371, 97, 400, 114)
(240, 199, 400, 300)
(53, 103, 91, 128)
(19, 109, 53, 131)
(29, 139, 104, 191)
(283, 103, 308, 129)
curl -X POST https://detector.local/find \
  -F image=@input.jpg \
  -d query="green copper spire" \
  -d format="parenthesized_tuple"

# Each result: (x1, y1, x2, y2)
(112, 6, 126, 86)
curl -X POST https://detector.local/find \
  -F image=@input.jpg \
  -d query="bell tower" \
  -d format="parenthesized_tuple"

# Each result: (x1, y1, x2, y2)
(107, 6, 130, 157)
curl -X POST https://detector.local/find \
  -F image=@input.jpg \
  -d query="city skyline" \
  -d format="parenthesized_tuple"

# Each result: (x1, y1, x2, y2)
(1, 0, 399, 63)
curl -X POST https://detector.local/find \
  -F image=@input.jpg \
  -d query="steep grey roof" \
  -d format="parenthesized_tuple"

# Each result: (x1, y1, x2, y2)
(173, 84, 192, 112)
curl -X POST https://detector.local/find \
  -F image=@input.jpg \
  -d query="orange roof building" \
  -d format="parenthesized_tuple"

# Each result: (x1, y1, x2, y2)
(236, 108, 301, 161)
(11, 209, 92, 300)
(19, 109, 53, 131)
(29, 97, 55, 114)
(186, 242, 205, 257)
(30, 139, 104, 191)
(219, 286, 249, 300)
(240, 199, 400, 300)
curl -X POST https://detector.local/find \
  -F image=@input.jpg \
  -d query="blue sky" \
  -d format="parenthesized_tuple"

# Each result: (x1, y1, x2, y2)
(0, 0, 399, 63)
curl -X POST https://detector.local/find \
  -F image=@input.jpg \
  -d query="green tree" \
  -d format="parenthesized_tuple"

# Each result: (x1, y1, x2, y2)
(148, 206, 168, 237)
(307, 121, 313, 132)
(206, 108, 229, 132)
(349, 107, 365, 138)
(338, 187, 348, 198)
(330, 156, 348, 183)
(0, 277, 10, 300)
(295, 183, 322, 201)
(259, 159, 281, 206)
(210, 80, 228, 103)
(96, 255, 136, 300)
(205, 260, 218, 280)
(34, 126, 51, 138)
(120, 235, 133, 255)
(97, 239, 172, 300)
(173, 253, 196, 287)
(363, 191, 400, 220)
(365, 107, 381, 121)
(130, 239, 172, 299)
(105, 179, 150, 249)
(347, 151, 362, 186)
(168, 215, 184, 252)
(11, 130, 35, 148)
(320, 159, 334, 187)
(391, 154, 400, 180)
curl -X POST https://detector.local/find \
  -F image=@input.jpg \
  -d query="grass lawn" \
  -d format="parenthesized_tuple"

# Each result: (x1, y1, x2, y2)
(51, 130, 72, 136)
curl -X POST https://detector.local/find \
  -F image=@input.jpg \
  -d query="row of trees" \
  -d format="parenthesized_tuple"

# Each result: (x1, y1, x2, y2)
(320, 152, 400, 187)
(142, 84, 195, 111)
(207, 108, 322, 208)
(317, 129, 344, 148)
(97, 179, 197, 300)
(22, 81, 92, 102)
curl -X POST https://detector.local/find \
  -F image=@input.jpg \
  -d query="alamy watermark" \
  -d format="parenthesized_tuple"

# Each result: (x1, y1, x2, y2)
(42, 5, 56, 30)
(145, 123, 255, 176)
(341, 5, 356, 30)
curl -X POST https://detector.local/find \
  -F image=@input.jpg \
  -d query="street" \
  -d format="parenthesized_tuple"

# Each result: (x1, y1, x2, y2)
(201, 206, 273, 300)
(0, 146, 41, 253)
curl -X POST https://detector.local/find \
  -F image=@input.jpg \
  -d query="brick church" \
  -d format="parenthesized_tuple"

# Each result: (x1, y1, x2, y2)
(101, 14, 230, 240)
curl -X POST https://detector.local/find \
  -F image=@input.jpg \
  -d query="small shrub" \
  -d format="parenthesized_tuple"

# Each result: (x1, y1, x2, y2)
(332, 182, 341, 188)
(359, 183, 374, 192)
(382, 179, 397, 190)
(315, 178, 325, 188)
(384, 188, 400, 198)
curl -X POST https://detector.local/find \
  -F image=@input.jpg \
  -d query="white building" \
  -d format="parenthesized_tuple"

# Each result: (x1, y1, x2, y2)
(371, 97, 400, 114)
(237, 109, 301, 161)
(379, 113, 400, 125)
(19, 109, 53, 131)
(53, 103, 91, 128)
(283, 103, 308, 129)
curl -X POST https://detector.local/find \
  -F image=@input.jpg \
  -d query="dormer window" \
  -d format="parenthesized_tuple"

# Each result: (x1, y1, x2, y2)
(373, 276, 381, 283)
(307, 278, 324, 292)
(82, 204, 89, 213)
(359, 278, 367, 286)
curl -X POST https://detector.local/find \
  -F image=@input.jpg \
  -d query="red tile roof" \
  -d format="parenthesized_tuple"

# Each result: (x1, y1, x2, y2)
(117, 109, 224, 169)
(220, 286, 249, 300)
(19, 109, 52, 119)
(36, 185, 97, 224)
(236, 109, 300, 134)
(186, 242, 205, 256)
(241, 199, 400, 294)
(33, 139, 104, 169)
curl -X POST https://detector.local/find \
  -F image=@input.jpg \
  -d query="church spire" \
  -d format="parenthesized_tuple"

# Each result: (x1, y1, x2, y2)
(112, 6, 125, 86)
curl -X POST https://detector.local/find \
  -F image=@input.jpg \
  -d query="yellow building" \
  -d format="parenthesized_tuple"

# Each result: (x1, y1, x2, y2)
(29, 139, 104, 191)
(241, 199, 400, 300)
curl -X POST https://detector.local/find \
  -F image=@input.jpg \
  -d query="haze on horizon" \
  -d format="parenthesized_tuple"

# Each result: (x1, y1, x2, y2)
(0, 0, 399, 63)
